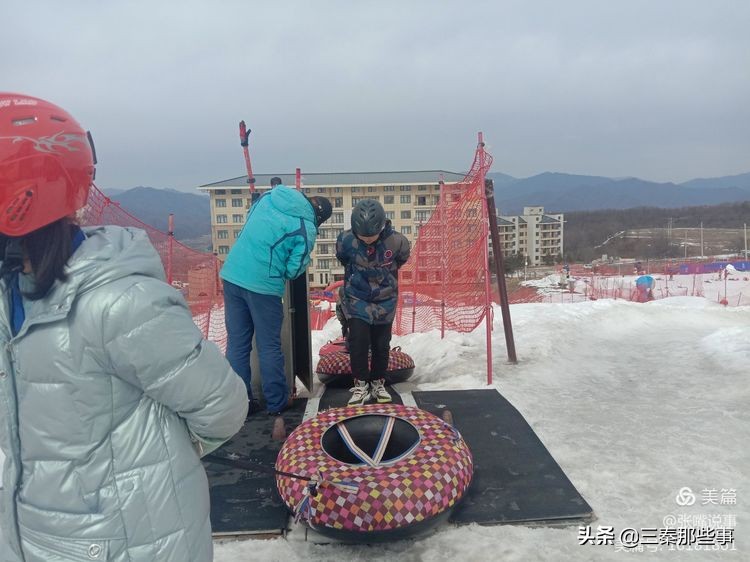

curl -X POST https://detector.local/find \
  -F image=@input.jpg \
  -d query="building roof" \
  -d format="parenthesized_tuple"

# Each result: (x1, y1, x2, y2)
(539, 215, 561, 224)
(199, 170, 466, 189)
(496, 217, 515, 226)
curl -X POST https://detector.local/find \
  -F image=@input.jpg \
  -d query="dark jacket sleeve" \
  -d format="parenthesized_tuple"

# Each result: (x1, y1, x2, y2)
(395, 232, 411, 268)
(336, 231, 349, 267)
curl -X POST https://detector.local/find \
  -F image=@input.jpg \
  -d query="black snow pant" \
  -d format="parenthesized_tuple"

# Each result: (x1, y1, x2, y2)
(347, 318, 392, 382)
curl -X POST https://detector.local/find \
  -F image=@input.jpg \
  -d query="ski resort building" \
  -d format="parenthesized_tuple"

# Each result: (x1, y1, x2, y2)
(496, 207, 565, 266)
(199, 171, 464, 287)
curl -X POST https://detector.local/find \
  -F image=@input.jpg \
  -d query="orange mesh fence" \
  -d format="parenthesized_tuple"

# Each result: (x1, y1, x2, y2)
(80, 185, 228, 349)
(505, 265, 750, 307)
(393, 142, 493, 335)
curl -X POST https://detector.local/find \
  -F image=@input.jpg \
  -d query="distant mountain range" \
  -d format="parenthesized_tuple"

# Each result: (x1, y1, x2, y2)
(104, 186, 210, 242)
(487, 171, 750, 214)
(102, 171, 750, 241)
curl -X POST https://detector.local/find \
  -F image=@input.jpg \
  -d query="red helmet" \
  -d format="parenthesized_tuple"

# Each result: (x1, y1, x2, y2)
(0, 93, 95, 236)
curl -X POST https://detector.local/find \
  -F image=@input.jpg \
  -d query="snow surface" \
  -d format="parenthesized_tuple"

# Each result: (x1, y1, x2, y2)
(213, 297, 749, 561)
(2, 297, 747, 560)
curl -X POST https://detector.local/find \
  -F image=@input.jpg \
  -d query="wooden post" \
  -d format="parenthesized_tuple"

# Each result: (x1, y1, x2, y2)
(484, 178, 518, 364)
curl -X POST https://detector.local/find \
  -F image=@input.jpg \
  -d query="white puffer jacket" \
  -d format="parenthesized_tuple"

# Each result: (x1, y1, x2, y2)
(0, 226, 248, 561)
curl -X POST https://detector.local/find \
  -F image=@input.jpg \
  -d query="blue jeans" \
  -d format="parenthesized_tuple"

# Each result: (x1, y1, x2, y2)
(223, 280, 288, 413)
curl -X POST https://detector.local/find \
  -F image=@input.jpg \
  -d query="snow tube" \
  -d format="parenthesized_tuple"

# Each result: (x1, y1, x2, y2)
(276, 403, 473, 542)
(319, 337, 348, 356)
(316, 343, 415, 387)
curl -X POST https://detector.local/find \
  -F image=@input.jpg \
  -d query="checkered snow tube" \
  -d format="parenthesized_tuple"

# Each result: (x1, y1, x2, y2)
(275, 403, 473, 542)
(316, 345, 415, 387)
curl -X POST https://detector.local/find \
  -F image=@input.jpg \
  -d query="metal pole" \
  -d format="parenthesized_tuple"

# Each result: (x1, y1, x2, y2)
(238, 121, 256, 193)
(478, 133, 494, 384)
(411, 224, 421, 334)
(744, 223, 747, 260)
(484, 177, 518, 364)
(684, 230, 688, 259)
(296, 168, 301, 191)
(167, 213, 174, 286)
(439, 180, 447, 339)
(700, 221, 704, 257)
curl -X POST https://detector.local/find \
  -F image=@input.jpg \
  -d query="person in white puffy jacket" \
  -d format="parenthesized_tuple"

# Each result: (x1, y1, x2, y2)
(0, 93, 248, 561)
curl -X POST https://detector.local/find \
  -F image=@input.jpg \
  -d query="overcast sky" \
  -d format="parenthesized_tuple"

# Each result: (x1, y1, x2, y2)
(3, 0, 749, 191)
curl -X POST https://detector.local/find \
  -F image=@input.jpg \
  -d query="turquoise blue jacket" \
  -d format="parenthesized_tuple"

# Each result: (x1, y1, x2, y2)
(220, 185, 318, 296)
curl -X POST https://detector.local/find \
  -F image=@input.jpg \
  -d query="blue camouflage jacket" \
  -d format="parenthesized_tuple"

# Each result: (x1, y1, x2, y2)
(335, 221, 410, 324)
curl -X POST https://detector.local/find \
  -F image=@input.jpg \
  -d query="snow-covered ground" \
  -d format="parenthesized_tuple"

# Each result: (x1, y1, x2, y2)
(2, 297, 747, 560)
(213, 297, 749, 561)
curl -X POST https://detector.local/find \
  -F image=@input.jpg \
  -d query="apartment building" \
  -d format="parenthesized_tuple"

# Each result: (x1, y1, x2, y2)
(496, 206, 564, 266)
(198, 171, 465, 287)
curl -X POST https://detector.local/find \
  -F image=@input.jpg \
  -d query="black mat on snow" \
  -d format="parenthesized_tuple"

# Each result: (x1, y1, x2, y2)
(412, 389, 593, 526)
(204, 398, 307, 535)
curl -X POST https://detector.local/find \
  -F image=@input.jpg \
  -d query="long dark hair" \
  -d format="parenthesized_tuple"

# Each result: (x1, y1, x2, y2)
(22, 217, 74, 300)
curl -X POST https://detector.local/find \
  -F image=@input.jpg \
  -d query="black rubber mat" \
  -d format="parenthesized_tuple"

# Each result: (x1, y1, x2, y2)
(204, 398, 307, 535)
(413, 389, 594, 526)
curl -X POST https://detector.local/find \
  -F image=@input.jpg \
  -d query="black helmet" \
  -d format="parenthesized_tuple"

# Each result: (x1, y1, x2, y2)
(351, 199, 385, 236)
(308, 196, 332, 227)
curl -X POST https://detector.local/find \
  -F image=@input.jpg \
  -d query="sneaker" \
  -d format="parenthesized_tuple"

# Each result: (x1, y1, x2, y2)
(371, 379, 392, 404)
(348, 379, 371, 405)
(246, 399, 261, 418)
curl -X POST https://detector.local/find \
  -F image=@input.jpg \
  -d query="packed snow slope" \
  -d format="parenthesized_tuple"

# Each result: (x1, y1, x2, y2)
(216, 298, 748, 561)
(1, 299, 746, 560)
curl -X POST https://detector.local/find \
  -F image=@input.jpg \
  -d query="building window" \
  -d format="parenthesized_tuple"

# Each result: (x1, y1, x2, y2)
(399, 185, 411, 191)
(400, 195, 411, 204)
(318, 259, 331, 269)
(217, 230, 229, 239)
(334, 197, 343, 207)
(317, 188, 326, 193)
(402, 225, 412, 235)
(384, 195, 394, 205)
(417, 196, 428, 206)
(368, 186, 377, 192)
(383, 185, 395, 192)
(215, 189, 226, 195)
(351, 186, 361, 193)
(385, 211, 395, 220)
(332, 212, 344, 223)
(234, 230, 241, 239)
(231, 198, 243, 207)
(416, 210, 432, 222)
(215, 199, 227, 208)
(218, 245, 229, 254)
(417, 185, 428, 191)
(317, 243, 330, 254)
(352, 196, 379, 205)
(231, 189, 242, 194)
(400, 210, 411, 219)
(309, 273, 315, 282)
(232, 214, 244, 223)
(334, 187, 342, 193)
(216, 214, 228, 224)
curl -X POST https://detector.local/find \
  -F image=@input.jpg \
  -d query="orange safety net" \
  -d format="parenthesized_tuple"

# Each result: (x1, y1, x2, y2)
(393, 140, 493, 336)
(505, 266, 750, 307)
(79, 185, 228, 350)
